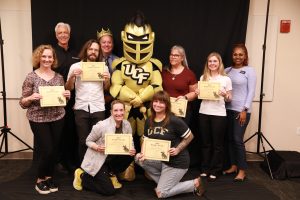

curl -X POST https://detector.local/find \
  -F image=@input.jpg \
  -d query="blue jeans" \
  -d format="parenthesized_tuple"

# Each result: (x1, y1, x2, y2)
(226, 110, 251, 169)
(135, 157, 194, 198)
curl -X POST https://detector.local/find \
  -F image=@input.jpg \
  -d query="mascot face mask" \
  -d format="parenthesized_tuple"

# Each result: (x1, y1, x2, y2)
(121, 23, 155, 64)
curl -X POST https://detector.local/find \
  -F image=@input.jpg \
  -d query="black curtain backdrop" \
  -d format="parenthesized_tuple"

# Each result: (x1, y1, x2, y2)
(31, 0, 250, 166)
(31, 0, 249, 77)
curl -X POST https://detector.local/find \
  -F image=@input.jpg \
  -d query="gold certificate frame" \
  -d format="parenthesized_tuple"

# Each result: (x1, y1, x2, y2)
(39, 86, 66, 107)
(198, 81, 221, 100)
(143, 138, 171, 161)
(81, 62, 105, 81)
(104, 134, 132, 155)
(170, 97, 188, 117)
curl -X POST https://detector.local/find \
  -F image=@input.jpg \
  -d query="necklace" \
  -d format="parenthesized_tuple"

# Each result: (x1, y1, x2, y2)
(172, 74, 177, 80)
(170, 65, 183, 80)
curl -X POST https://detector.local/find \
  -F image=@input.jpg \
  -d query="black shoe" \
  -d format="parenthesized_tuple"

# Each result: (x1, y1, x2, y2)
(35, 181, 50, 194)
(234, 176, 246, 182)
(207, 175, 217, 182)
(194, 177, 205, 197)
(45, 178, 58, 192)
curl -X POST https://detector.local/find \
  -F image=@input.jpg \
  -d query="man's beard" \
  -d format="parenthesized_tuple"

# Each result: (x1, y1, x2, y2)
(87, 53, 97, 61)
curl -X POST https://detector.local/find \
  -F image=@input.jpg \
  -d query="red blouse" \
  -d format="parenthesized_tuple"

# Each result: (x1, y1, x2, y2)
(162, 67, 197, 97)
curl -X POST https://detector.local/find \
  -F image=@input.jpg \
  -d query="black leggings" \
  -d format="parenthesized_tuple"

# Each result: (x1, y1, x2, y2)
(30, 118, 64, 179)
(82, 155, 133, 195)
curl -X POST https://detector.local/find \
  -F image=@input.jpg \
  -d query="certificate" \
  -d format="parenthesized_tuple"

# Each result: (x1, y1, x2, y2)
(170, 97, 188, 117)
(198, 81, 221, 100)
(81, 62, 105, 81)
(143, 138, 171, 161)
(39, 86, 66, 107)
(104, 134, 132, 155)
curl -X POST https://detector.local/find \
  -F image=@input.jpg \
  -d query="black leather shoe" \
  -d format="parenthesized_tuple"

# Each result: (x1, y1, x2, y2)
(234, 176, 246, 182)
(207, 175, 217, 182)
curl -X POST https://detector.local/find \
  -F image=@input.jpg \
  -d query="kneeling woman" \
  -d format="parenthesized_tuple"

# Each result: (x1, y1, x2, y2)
(135, 91, 205, 198)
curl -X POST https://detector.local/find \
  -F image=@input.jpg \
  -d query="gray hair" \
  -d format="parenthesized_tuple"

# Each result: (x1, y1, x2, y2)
(55, 22, 71, 33)
(170, 45, 189, 68)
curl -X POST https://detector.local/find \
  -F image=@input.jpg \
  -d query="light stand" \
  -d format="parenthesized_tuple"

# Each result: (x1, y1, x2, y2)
(243, 0, 275, 179)
(0, 18, 33, 158)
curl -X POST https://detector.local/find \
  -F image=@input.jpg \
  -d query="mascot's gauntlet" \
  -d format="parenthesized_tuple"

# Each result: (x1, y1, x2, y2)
(129, 85, 155, 108)
(138, 85, 155, 103)
(118, 86, 137, 102)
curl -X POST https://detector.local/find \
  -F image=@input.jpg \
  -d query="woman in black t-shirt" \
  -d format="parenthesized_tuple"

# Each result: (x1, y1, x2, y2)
(135, 91, 205, 198)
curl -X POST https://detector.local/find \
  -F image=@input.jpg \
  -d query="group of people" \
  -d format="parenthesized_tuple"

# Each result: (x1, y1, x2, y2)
(161, 43, 256, 183)
(19, 19, 256, 198)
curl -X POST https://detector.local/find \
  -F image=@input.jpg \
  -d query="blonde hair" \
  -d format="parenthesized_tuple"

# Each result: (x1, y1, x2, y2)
(32, 45, 57, 69)
(202, 52, 226, 81)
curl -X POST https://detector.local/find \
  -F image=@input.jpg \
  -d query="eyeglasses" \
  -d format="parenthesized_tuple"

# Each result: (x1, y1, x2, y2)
(170, 54, 181, 58)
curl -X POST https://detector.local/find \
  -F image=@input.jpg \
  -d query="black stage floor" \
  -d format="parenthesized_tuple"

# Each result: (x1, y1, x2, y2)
(0, 160, 299, 200)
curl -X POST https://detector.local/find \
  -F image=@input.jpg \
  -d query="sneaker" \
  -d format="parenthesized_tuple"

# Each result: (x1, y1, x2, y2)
(194, 177, 205, 197)
(200, 173, 207, 177)
(110, 174, 122, 189)
(45, 178, 58, 192)
(35, 181, 50, 195)
(73, 168, 84, 191)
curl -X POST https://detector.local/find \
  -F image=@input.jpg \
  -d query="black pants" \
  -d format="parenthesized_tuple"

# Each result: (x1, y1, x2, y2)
(199, 113, 227, 175)
(74, 110, 105, 163)
(82, 155, 133, 195)
(58, 101, 78, 169)
(29, 118, 64, 179)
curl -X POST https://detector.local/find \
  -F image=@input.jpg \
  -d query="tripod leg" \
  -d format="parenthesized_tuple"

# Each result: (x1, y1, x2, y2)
(8, 130, 33, 150)
(0, 133, 5, 153)
(244, 132, 258, 143)
(260, 133, 275, 151)
(259, 135, 274, 179)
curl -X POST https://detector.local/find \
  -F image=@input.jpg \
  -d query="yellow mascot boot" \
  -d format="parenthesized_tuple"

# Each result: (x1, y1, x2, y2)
(109, 173, 122, 189)
(118, 162, 136, 181)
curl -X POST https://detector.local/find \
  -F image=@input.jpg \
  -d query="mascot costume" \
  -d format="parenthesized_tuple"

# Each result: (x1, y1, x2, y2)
(110, 12, 163, 180)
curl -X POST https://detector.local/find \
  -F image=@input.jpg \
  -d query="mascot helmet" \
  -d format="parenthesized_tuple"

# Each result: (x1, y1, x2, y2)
(121, 12, 155, 64)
